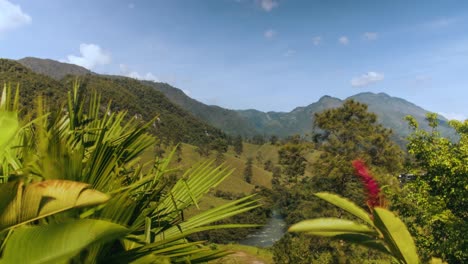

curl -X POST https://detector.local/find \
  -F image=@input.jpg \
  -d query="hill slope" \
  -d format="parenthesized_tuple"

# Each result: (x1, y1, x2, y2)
(0, 59, 227, 146)
(18, 57, 94, 80)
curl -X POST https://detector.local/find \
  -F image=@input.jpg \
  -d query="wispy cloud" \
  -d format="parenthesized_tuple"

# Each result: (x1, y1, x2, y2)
(351, 72, 384, 87)
(119, 64, 159, 82)
(257, 0, 278, 12)
(363, 32, 378, 40)
(182, 89, 191, 96)
(0, 0, 31, 34)
(66, 43, 111, 70)
(312, 36, 322, 46)
(423, 17, 458, 29)
(264, 29, 276, 39)
(283, 49, 296, 57)
(338, 36, 349, 45)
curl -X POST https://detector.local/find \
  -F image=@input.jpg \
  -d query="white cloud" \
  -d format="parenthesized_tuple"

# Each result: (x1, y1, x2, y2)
(264, 29, 276, 39)
(66, 43, 111, 70)
(439, 112, 467, 121)
(0, 0, 31, 34)
(284, 49, 296, 57)
(257, 0, 278, 12)
(424, 18, 457, 29)
(312, 36, 322, 46)
(351, 72, 384, 87)
(338, 36, 349, 45)
(182, 89, 191, 96)
(363, 32, 378, 40)
(119, 64, 159, 82)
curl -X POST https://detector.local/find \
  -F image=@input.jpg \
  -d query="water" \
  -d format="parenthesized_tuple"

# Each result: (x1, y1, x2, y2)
(239, 210, 287, 247)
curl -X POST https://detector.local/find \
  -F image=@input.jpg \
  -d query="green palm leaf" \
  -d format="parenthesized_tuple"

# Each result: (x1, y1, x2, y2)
(0, 219, 128, 264)
(0, 180, 109, 231)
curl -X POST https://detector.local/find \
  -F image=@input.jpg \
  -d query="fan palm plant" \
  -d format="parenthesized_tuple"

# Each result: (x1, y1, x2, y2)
(0, 82, 259, 263)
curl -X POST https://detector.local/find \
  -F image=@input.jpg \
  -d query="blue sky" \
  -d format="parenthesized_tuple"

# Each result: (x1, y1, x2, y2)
(1, 0, 468, 119)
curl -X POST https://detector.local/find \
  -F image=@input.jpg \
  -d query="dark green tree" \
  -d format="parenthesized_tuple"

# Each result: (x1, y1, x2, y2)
(311, 100, 403, 200)
(278, 143, 306, 183)
(233, 135, 243, 155)
(263, 159, 274, 172)
(251, 134, 265, 145)
(270, 135, 279, 145)
(244, 157, 253, 184)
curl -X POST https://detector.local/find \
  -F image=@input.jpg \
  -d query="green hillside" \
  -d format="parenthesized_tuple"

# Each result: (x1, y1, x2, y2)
(0, 58, 227, 146)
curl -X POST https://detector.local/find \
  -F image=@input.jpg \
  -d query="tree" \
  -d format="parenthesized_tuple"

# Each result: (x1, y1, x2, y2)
(278, 143, 306, 183)
(270, 135, 278, 145)
(244, 157, 253, 183)
(396, 113, 468, 263)
(263, 159, 274, 172)
(311, 100, 403, 201)
(233, 135, 243, 155)
(251, 134, 265, 145)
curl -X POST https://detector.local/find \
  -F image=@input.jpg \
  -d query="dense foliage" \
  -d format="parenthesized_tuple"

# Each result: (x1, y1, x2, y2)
(0, 84, 259, 263)
(311, 100, 403, 202)
(390, 114, 468, 263)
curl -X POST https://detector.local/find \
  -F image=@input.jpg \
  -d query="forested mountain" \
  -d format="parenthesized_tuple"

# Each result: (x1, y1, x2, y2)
(1, 59, 227, 146)
(15, 57, 454, 141)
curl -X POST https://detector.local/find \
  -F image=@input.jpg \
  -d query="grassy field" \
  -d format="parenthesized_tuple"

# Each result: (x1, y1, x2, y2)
(208, 244, 274, 264)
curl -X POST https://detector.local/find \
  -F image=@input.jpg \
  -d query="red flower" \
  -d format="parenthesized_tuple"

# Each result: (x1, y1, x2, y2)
(352, 160, 381, 208)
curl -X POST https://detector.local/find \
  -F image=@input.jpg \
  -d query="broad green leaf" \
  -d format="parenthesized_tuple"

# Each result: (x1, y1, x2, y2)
(315, 192, 374, 226)
(373, 207, 419, 264)
(0, 180, 109, 231)
(334, 233, 391, 255)
(289, 218, 377, 236)
(0, 111, 18, 151)
(0, 219, 128, 264)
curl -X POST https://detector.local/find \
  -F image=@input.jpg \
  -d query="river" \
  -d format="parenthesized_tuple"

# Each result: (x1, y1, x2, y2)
(239, 210, 287, 247)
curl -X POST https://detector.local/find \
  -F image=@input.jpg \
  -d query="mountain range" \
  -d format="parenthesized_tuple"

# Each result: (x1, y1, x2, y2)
(12, 57, 455, 142)
(1, 58, 227, 146)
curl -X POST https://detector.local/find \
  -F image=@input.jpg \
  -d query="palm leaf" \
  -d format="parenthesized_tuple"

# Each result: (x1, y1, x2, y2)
(0, 180, 109, 231)
(0, 219, 128, 264)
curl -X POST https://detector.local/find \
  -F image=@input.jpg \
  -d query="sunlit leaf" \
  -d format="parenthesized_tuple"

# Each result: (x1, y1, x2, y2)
(0, 219, 128, 264)
(373, 207, 419, 264)
(315, 192, 374, 226)
(0, 111, 18, 152)
(0, 180, 109, 231)
(289, 218, 376, 236)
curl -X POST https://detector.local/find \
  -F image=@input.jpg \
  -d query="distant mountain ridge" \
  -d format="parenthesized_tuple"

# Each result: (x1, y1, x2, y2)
(18, 57, 94, 80)
(16, 57, 455, 141)
(3, 58, 227, 146)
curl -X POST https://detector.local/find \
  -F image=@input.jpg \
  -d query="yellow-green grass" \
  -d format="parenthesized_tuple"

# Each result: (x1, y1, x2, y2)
(140, 142, 274, 219)
(208, 244, 274, 264)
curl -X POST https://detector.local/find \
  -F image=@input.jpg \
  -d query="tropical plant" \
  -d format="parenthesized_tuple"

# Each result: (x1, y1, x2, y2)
(289, 160, 420, 264)
(0, 83, 259, 263)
